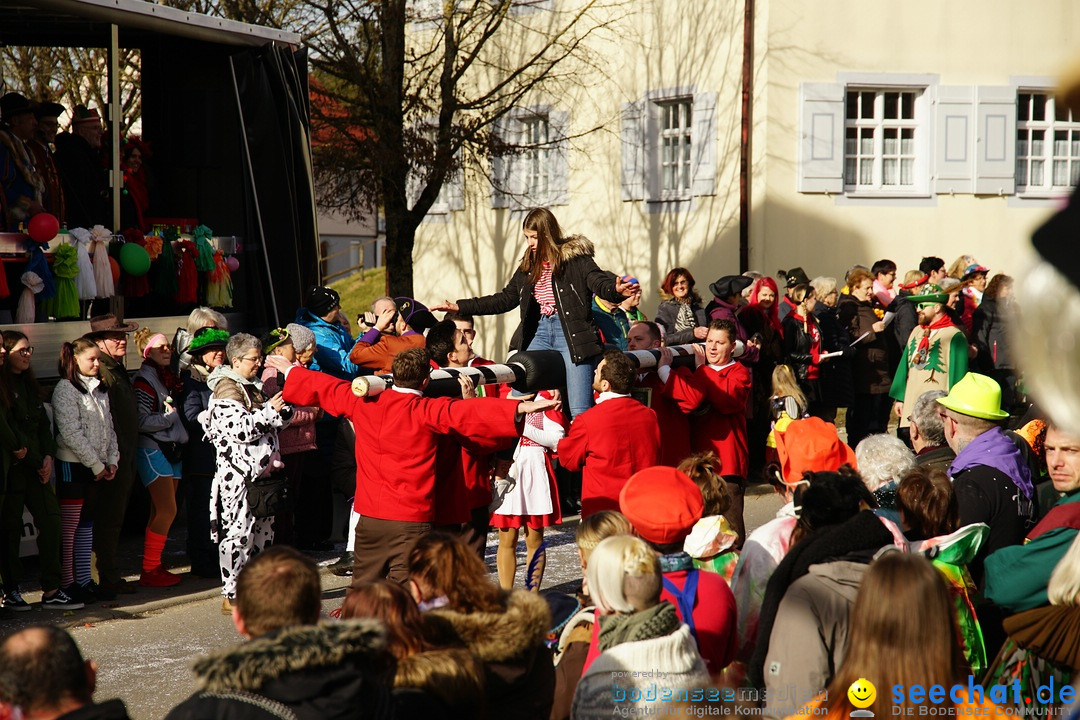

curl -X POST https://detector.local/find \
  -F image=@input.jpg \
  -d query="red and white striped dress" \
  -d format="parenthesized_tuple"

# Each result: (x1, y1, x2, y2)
(490, 389, 567, 529)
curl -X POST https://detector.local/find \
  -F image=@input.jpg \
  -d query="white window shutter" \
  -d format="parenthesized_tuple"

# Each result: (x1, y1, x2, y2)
(620, 100, 645, 201)
(974, 86, 1017, 195)
(549, 110, 570, 206)
(933, 85, 974, 194)
(507, 116, 527, 210)
(691, 91, 717, 196)
(491, 115, 510, 209)
(797, 83, 844, 193)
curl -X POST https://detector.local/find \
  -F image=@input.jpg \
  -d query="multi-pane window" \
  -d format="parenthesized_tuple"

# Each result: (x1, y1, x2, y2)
(844, 89, 919, 190)
(521, 115, 550, 199)
(1017, 92, 1080, 193)
(658, 99, 693, 196)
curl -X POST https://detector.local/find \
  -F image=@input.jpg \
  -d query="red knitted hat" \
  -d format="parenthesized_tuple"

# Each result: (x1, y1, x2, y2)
(619, 466, 704, 545)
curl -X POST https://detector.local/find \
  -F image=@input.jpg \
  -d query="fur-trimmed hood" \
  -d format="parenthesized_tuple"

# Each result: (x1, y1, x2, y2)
(425, 590, 551, 663)
(556, 233, 596, 262)
(191, 620, 388, 692)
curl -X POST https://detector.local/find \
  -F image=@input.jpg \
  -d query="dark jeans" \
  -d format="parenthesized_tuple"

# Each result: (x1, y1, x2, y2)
(268, 452, 307, 548)
(1, 465, 62, 591)
(846, 392, 892, 450)
(93, 452, 136, 585)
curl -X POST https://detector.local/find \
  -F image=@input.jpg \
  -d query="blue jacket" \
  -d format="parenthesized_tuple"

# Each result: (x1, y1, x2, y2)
(294, 308, 358, 380)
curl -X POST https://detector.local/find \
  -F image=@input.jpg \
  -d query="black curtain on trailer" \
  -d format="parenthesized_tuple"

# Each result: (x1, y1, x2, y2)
(139, 40, 316, 330)
(229, 45, 318, 330)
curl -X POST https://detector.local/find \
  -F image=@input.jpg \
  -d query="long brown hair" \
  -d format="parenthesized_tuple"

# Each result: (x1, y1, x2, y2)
(0, 330, 43, 407)
(407, 532, 504, 614)
(57, 338, 99, 395)
(342, 580, 430, 661)
(519, 207, 564, 283)
(678, 452, 731, 517)
(822, 553, 968, 717)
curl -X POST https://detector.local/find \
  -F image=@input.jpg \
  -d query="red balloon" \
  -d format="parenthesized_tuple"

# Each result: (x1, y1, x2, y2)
(109, 257, 120, 285)
(27, 213, 59, 244)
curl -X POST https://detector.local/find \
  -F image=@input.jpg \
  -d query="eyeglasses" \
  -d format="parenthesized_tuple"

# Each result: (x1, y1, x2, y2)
(14, 347, 33, 357)
(238, 355, 262, 364)
(150, 344, 172, 353)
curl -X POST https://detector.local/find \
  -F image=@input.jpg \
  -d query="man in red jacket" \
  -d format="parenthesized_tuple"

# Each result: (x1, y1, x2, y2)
(658, 318, 752, 545)
(267, 349, 555, 583)
(627, 320, 694, 468)
(557, 350, 660, 517)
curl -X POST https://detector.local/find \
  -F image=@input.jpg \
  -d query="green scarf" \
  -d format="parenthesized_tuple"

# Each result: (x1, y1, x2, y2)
(598, 601, 680, 652)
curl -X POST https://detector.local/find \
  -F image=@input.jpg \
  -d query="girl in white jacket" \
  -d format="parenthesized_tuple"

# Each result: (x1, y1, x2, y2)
(52, 338, 118, 602)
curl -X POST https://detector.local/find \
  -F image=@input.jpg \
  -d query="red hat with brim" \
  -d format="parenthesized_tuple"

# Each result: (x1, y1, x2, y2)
(619, 466, 704, 546)
(775, 417, 857, 485)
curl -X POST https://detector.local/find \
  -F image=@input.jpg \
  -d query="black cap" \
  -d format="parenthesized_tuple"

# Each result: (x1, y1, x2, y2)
(0, 93, 33, 123)
(780, 267, 811, 288)
(306, 286, 341, 317)
(710, 275, 754, 300)
(33, 101, 65, 120)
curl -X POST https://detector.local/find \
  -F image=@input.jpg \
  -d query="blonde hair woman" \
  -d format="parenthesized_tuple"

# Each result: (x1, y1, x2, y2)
(572, 535, 709, 720)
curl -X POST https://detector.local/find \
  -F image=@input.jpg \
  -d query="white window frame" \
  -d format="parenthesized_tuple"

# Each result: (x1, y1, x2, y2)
(1016, 89, 1080, 198)
(490, 105, 569, 209)
(842, 87, 929, 197)
(656, 97, 694, 200)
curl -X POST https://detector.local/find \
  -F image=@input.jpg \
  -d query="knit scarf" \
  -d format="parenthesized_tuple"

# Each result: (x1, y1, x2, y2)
(911, 313, 955, 366)
(675, 302, 695, 332)
(207, 364, 263, 393)
(145, 358, 184, 397)
(598, 601, 680, 652)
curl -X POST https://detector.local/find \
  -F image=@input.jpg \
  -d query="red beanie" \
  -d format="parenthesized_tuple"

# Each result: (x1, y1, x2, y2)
(619, 466, 704, 545)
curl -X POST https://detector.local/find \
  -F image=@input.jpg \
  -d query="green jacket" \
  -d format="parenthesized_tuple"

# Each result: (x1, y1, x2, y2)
(0, 372, 56, 472)
(98, 353, 139, 455)
(984, 490, 1080, 612)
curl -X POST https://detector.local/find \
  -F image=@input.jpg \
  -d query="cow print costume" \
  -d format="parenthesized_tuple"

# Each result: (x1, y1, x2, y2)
(200, 371, 291, 600)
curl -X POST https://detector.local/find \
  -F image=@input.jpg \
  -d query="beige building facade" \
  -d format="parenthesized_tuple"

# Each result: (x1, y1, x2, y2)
(413, 0, 1078, 361)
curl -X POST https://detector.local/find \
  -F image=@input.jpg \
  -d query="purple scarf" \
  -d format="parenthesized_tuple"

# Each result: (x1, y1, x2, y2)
(949, 426, 1034, 499)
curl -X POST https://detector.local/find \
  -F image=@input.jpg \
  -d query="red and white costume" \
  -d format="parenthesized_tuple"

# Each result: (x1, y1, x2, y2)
(491, 390, 567, 529)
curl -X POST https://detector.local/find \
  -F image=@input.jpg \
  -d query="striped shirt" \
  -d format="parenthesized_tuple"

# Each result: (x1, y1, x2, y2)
(534, 262, 557, 316)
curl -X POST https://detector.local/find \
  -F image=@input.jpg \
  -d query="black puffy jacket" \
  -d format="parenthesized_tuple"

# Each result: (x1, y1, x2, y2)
(456, 235, 623, 364)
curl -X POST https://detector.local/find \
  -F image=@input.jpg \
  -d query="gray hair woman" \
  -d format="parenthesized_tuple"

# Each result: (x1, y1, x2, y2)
(855, 433, 916, 516)
(200, 333, 292, 611)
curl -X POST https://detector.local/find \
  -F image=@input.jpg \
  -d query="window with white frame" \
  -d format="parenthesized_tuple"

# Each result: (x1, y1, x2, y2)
(619, 88, 717, 204)
(844, 89, 921, 191)
(491, 108, 569, 209)
(521, 114, 550, 199)
(1017, 91, 1080, 194)
(658, 98, 693, 197)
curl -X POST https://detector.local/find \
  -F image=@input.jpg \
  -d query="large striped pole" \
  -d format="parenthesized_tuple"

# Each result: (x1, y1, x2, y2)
(349, 340, 743, 398)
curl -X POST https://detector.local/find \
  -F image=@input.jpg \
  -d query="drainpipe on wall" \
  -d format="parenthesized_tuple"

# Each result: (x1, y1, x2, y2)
(739, 0, 754, 273)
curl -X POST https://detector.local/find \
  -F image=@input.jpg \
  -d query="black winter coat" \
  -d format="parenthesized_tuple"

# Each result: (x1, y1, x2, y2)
(456, 236, 622, 364)
(164, 621, 394, 720)
(815, 305, 855, 408)
(972, 298, 1013, 371)
(837, 294, 891, 395)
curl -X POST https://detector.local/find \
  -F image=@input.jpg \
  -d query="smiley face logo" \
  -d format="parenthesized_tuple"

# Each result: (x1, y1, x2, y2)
(848, 678, 876, 709)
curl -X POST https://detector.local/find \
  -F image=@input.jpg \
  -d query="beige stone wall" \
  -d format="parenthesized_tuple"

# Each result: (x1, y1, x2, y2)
(414, 0, 1076, 361)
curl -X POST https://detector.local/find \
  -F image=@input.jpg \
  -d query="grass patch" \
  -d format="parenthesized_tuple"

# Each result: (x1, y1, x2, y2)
(330, 266, 386, 321)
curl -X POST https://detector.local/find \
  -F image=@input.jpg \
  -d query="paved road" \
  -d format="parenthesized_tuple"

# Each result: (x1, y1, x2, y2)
(20, 484, 785, 720)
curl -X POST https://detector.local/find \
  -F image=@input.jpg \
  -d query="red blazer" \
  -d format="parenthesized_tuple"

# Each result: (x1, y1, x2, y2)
(636, 371, 692, 468)
(558, 395, 660, 517)
(666, 362, 752, 478)
(282, 368, 520, 522)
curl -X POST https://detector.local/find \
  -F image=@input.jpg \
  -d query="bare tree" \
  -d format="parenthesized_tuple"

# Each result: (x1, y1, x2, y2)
(165, 0, 621, 296)
(0, 46, 141, 135)
(307, 0, 622, 296)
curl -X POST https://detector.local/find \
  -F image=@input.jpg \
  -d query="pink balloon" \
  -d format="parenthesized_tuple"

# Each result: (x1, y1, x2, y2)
(27, 213, 59, 244)
(225, 256, 239, 272)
